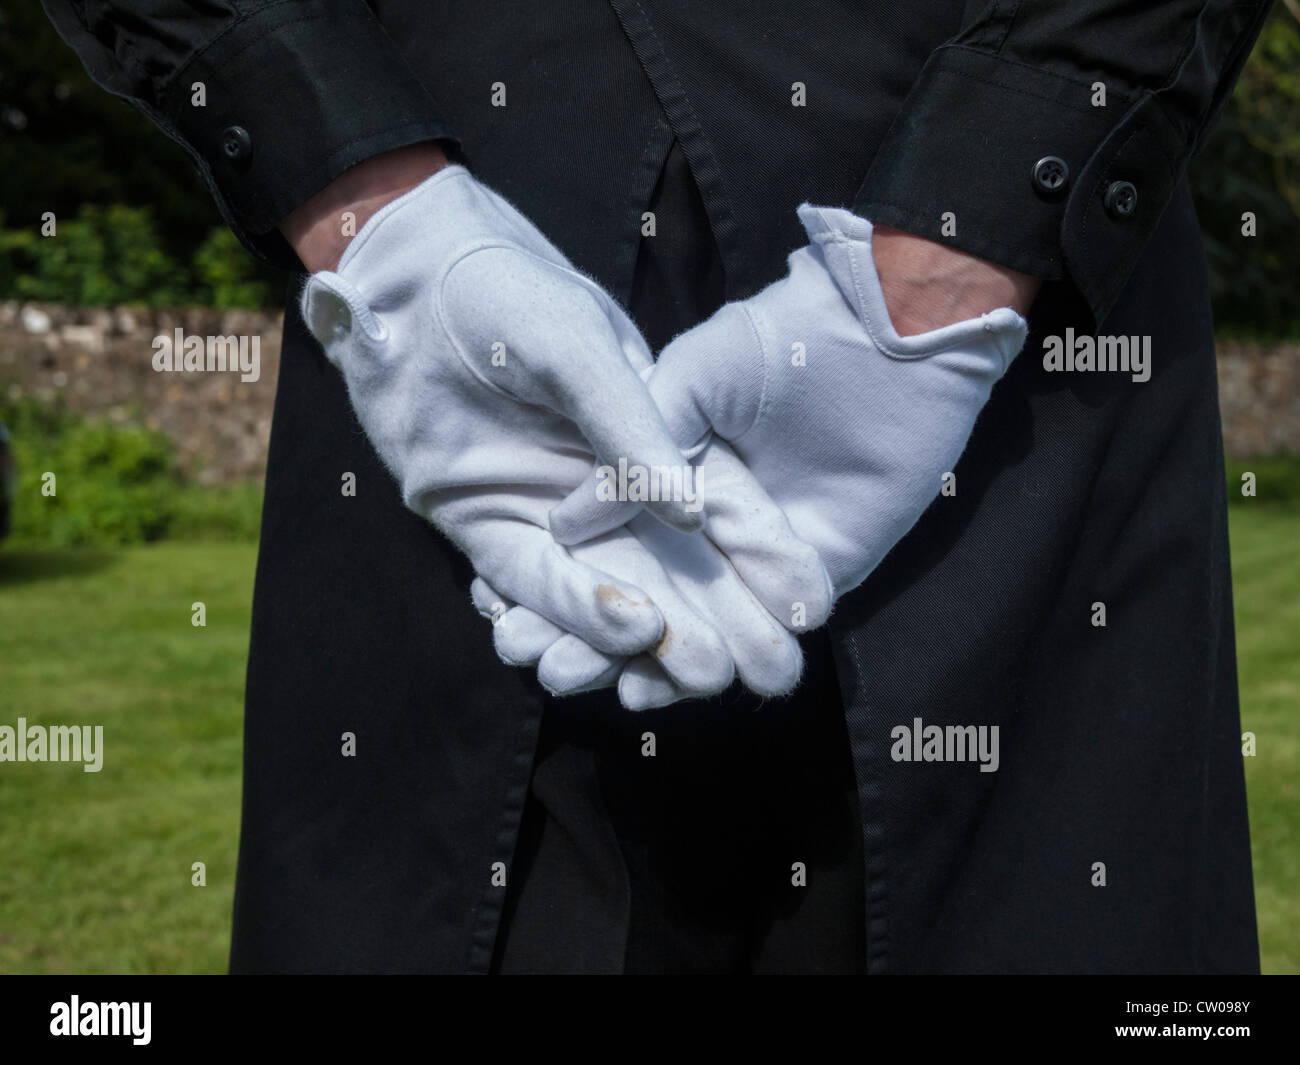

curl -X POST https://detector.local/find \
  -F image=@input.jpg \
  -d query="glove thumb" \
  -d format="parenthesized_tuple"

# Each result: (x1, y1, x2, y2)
(548, 302, 758, 545)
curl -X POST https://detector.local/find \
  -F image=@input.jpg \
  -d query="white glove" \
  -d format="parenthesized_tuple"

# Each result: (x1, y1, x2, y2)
(551, 205, 1030, 597)
(524, 205, 1028, 707)
(301, 164, 712, 655)
(470, 432, 832, 709)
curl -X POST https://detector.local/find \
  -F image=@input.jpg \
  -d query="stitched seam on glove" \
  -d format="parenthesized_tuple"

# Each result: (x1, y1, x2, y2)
(434, 239, 542, 402)
(725, 301, 772, 446)
(436, 242, 624, 407)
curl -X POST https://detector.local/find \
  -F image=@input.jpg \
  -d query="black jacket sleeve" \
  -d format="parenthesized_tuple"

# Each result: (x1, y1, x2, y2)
(853, 0, 1274, 325)
(40, 0, 456, 269)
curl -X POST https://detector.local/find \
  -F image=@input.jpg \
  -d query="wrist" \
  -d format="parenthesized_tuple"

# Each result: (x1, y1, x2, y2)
(871, 224, 1039, 337)
(280, 142, 450, 272)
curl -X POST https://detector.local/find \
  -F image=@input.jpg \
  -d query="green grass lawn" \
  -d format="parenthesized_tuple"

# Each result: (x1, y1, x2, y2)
(0, 542, 252, 974)
(0, 511, 1296, 973)
(1229, 504, 1300, 975)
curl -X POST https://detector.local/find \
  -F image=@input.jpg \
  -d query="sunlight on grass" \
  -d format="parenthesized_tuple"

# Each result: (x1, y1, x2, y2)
(0, 543, 252, 974)
(1229, 504, 1300, 975)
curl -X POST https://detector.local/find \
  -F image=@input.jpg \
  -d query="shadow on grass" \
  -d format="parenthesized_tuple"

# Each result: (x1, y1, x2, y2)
(0, 547, 119, 586)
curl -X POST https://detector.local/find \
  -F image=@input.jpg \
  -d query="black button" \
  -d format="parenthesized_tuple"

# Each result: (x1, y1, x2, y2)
(1031, 155, 1069, 196)
(1104, 180, 1138, 219)
(221, 125, 252, 167)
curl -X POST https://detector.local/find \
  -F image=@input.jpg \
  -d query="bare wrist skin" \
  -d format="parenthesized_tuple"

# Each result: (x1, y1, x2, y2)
(871, 224, 1040, 337)
(280, 143, 450, 272)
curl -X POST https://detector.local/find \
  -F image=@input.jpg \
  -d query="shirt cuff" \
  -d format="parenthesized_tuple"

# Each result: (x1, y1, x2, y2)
(853, 44, 1186, 327)
(155, 0, 456, 270)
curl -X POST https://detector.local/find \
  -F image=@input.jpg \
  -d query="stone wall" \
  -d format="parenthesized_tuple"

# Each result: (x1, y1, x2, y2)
(0, 301, 1297, 480)
(1215, 341, 1300, 458)
(0, 302, 280, 483)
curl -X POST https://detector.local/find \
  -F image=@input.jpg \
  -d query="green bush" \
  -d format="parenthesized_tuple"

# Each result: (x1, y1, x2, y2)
(192, 227, 275, 310)
(2, 397, 179, 545)
(0, 204, 191, 307)
(0, 204, 274, 310)
(1227, 454, 1300, 504)
(1192, 9, 1300, 339)
(0, 397, 262, 546)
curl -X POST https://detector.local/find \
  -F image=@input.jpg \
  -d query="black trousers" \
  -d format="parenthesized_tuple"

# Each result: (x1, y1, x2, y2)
(491, 143, 866, 974)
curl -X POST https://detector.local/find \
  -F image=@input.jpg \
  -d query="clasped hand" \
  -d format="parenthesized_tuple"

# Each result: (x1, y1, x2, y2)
(303, 167, 1028, 709)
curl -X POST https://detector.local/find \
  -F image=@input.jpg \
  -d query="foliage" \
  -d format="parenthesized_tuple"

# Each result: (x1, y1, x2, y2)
(0, 5, 280, 309)
(0, 204, 272, 309)
(192, 227, 275, 310)
(0, 204, 191, 306)
(1191, 8, 1300, 338)
(0, 396, 262, 546)
(0, 0, 1297, 328)
(1226, 454, 1300, 504)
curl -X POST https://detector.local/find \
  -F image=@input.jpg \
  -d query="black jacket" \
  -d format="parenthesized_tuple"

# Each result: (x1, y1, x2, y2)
(42, 0, 1266, 973)
(45, 0, 1271, 322)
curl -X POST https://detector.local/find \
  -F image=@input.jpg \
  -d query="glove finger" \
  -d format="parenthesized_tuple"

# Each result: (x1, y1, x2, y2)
(470, 575, 510, 623)
(548, 364, 708, 546)
(472, 574, 626, 690)
(552, 443, 833, 635)
(549, 307, 757, 545)
(487, 518, 735, 698)
(548, 471, 643, 546)
(617, 657, 693, 711)
(689, 439, 834, 631)
(550, 299, 707, 542)
(537, 635, 624, 695)
(466, 519, 664, 656)
(444, 251, 704, 536)
(558, 332, 706, 537)
(471, 576, 568, 666)
(630, 513, 804, 698)
(565, 530, 735, 696)
(495, 607, 568, 666)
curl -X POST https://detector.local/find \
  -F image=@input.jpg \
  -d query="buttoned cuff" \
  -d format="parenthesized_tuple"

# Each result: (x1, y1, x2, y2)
(853, 45, 1187, 328)
(154, 0, 456, 270)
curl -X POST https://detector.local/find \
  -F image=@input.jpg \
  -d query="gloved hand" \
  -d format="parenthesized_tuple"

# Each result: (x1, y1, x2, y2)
(517, 205, 1028, 707)
(302, 164, 714, 656)
(551, 205, 1030, 596)
(470, 434, 833, 709)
